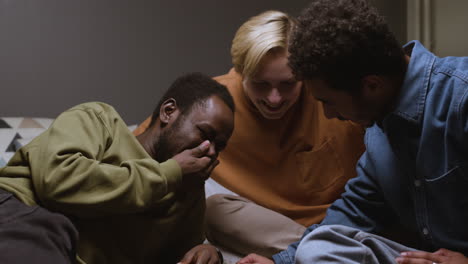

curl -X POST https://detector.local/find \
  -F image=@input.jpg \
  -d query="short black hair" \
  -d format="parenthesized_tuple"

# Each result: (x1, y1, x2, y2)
(289, 0, 406, 93)
(150, 72, 235, 125)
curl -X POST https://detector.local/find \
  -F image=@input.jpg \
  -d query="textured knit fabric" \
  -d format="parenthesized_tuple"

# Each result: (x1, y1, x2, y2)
(0, 102, 205, 264)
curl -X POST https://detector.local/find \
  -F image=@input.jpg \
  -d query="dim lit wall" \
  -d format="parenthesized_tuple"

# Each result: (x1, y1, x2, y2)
(407, 0, 468, 57)
(0, 0, 310, 124)
(432, 0, 468, 56)
(0, 0, 409, 124)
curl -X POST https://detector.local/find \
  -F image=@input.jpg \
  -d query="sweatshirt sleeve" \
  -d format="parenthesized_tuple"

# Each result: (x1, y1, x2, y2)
(32, 104, 182, 218)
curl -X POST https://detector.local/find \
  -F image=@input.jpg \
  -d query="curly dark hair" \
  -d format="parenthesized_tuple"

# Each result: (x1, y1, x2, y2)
(150, 72, 235, 126)
(289, 0, 406, 93)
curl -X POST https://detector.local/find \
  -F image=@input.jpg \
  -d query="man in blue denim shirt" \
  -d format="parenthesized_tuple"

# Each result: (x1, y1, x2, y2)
(237, 0, 468, 264)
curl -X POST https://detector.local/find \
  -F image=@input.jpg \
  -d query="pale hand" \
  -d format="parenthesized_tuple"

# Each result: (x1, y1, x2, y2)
(237, 253, 274, 264)
(396, 248, 468, 264)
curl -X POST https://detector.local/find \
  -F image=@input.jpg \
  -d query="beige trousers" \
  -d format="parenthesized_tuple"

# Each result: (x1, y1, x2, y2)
(205, 194, 306, 257)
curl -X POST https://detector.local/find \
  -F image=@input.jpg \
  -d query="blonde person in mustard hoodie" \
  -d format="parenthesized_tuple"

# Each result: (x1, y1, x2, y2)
(133, 10, 365, 258)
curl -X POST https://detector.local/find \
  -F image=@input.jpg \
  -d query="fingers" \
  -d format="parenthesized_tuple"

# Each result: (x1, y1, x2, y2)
(178, 250, 207, 264)
(208, 257, 219, 264)
(237, 254, 267, 264)
(179, 245, 220, 264)
(191, 140, 211, 157)
(403, 251, 445, 262)
(202, 159, 220, 180)
(433, 248, 449, 256)
(395, 257, 432, 264)
(190, 158, 219, 181)
(196, 156, 213, 172)
(236, 258, 250, 264)
(172, 141, 214, 176)
(396, 251, 446, 264)
(195, 252, 209, 264)
(188, 141, 213, 173)
(178, 250, 196, 264)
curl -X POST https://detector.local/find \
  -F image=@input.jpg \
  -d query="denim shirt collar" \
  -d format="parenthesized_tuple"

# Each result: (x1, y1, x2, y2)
(383, 41, 436, 127)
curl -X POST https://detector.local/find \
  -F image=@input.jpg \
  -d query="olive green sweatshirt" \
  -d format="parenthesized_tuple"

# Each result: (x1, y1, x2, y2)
(0, 102, 206, 263)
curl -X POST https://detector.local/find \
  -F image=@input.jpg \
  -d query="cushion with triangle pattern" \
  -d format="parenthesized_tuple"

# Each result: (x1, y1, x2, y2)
(0, 117, 136, 167)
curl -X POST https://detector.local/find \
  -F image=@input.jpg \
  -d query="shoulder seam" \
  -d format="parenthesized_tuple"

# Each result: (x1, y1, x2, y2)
(64, 106, 113, 140)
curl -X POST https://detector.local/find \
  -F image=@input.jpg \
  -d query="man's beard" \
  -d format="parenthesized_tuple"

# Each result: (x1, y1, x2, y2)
(153, 115, 184, 163)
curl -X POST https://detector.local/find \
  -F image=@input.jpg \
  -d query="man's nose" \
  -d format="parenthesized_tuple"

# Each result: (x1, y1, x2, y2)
(266, 88, 282, 105)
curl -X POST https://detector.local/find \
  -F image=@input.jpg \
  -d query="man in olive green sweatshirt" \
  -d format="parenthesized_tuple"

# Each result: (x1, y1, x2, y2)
(0, 72, 235, 264)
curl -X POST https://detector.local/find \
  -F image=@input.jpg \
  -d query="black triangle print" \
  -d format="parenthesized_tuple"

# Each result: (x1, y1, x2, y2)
(0, 119, 12, 128)
(5, 133, 23, 152)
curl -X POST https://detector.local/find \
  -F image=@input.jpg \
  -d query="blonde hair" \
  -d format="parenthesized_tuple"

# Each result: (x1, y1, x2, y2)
(231, 10, 296, 78)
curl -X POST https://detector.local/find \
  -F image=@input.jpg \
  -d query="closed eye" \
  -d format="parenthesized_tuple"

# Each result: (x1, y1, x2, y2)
(198, 126, 216, 142)
(198, 128, 209, 141)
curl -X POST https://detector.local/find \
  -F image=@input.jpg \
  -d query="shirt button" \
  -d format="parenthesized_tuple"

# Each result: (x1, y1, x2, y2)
(422, 228, 429, 235)
(414, 180, 421, 187)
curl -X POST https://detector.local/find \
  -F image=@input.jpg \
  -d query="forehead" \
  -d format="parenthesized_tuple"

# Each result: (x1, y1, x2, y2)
(184, 96, 234, 133)
(252, 50, 293, 80)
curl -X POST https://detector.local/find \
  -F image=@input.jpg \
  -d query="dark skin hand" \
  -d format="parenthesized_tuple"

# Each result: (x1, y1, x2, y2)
(396, 248, 468, 264)
(178, 159, 220, 193)
(172, 140, 214, 177)
(178, 244, 221, 264)
(192, 158, 220, 181)
(173, 140, 220, 192)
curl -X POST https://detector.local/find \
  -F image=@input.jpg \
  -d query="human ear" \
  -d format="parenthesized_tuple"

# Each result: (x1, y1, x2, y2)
(159, 98, 178, 125)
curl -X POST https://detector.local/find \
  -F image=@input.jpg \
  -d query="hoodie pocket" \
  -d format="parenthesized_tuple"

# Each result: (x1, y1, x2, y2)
(295, 139, 345, 193)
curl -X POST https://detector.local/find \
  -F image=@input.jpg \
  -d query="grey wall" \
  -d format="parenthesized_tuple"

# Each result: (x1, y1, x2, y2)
(372, 0, 407, 45)
(432, 0, 468, 56)
(0, 0, 406, 124)
(0, 0, 312, 124)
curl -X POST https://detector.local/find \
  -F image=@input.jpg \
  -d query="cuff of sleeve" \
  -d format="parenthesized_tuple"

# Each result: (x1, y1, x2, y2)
(272, 250, 294, 264)
(159, 159, 182, 191)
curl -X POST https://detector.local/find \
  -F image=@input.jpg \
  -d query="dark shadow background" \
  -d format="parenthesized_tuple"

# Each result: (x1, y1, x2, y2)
(0, 0, 406, 124)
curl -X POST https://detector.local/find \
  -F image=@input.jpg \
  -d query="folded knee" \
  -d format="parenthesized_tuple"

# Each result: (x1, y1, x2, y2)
(206, 194, 247, 215)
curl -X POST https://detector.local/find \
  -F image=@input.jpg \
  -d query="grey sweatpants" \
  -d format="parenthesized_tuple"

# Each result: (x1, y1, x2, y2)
(295, 225, 415, 264)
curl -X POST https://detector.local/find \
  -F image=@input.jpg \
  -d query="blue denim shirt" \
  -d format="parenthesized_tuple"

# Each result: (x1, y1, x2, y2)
(273, 41, 468, 264)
